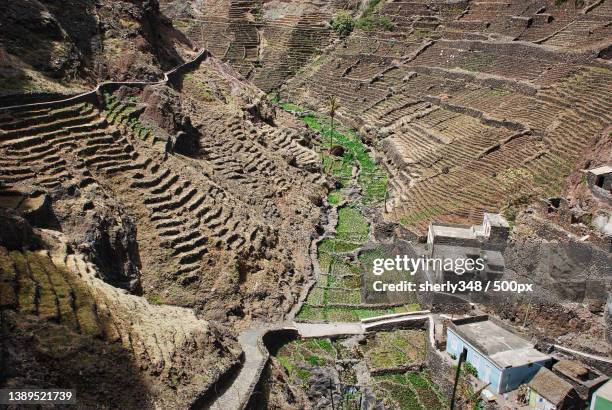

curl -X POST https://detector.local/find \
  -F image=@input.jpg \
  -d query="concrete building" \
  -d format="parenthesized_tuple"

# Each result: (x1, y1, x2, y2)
(552, 360, 608, 403)
(528, 367, 580, 410)
(427, 213, 510, 252)
(425, 213, 509, 287)
(446, 316, 551, 394)
(590, 379, 612, 410)
(583, 165, 612, 203)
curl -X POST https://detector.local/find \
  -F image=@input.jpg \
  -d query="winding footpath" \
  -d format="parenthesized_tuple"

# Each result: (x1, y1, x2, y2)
(213, 328, 270, 409)
(210, 310, 436, 410)
(208, 105, 439, 409)
(0, 49, 209, 111)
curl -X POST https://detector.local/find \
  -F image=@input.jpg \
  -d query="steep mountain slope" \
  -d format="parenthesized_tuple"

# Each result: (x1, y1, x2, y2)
(0, 0, 191, 98)
(159, 0, 354, 91)
(0, 1, 328, 407)
(280, 0, 611, 235)
(0, 52, 325, 321)
(0, 211, 241, 408)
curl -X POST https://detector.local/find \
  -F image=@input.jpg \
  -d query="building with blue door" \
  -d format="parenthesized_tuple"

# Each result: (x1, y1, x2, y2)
(446, 316, 552, 394)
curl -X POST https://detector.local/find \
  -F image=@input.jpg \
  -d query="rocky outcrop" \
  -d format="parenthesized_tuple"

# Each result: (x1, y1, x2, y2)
(0, 0, 192, 97)
(37, 182, 144, 294)
(503, 213, 611, 305)
(478, 212, 611, 355)
(0, 207, 39, 250)
(139, 85, 201, 155)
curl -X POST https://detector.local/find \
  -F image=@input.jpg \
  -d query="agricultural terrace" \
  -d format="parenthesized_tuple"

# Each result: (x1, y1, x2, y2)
(273, 97, 418, 321)
(274, 330, 445, 409)
(269, 96, 388, 204)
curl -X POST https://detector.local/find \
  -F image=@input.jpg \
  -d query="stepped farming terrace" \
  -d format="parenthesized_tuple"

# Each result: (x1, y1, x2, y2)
(271, 330, 448, 409)
(281, 0, 612, 236)
(268, 99, 420, 321)
(0, 49, 329, 323)
(160, 0, 339, 92)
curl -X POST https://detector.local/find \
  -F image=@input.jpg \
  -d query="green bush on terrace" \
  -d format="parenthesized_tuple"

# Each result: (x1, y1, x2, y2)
(327, 190, 343, 205)
(318, 206, 369, 253)
(331, 11, 355, 38)
(331, 1, 394, 37)
(356, 15, 395, 31)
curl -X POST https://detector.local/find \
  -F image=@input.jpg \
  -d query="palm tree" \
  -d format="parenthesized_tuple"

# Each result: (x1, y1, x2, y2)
(327, 96, 339, 150)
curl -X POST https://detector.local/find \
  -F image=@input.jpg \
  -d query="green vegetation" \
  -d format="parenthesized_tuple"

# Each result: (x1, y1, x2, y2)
(279, 101, 306, 113)
(184, 73, 215, 101)
(501, 205, 517, 226)
(331, 0, 394, 37)
(331, 11, 355, 38)
(320, 206, 370, 253)
(464, 362, 478, 378)
(400, 210, 430, 226)
(373, 370, 447, 409)
(297, 304, 419, 322)
(356, 15, 394, 31)
(304, 111, 388, 203)
(487, 87, 511, 97)
(356, 0, 394, 32)
(146, 295, 164, 305)
(3, 250, 102, 336)
(275, 337, 365, 407)
(362, 330, 427, 370)
(275, 338, 337, 387)
(274, 336, 445, 409)
(270, 98, 388, 202)
(271, 98, 404, 321)
(103, 93, 153, 142)
(327, 190, 343, 205)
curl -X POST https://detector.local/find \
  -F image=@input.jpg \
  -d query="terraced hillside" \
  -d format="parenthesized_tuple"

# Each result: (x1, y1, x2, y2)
(0, 52, 325, 322)
(282, 0, 612, 234)
(265, 330, 448, 409)
(0, 227, 240, 408)
(160, 0, 343, 91)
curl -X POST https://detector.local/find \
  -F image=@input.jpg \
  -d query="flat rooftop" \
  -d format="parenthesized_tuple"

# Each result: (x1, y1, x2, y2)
(452, 319, 550, 369)
(430, 224, 475, 240)
(587, 165, 612, 175)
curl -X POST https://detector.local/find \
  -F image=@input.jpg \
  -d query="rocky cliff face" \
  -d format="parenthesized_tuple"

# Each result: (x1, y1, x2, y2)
(480, 211, 612, 356)
(0, 0, 192, 97)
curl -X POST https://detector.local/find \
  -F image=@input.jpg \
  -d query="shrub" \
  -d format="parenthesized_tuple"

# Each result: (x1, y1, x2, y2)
(147, 295, 163, 305)
(356, 15, 395, 31)
(378, 16, 395, 30)
(502, 206, 517, 223)
(464, 362, 479, 378)
(331, 11, 355, 37)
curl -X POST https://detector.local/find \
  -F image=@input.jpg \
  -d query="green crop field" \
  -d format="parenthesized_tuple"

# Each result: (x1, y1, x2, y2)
(373, 371, 448, 409)
(274, 332, 445, 409)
